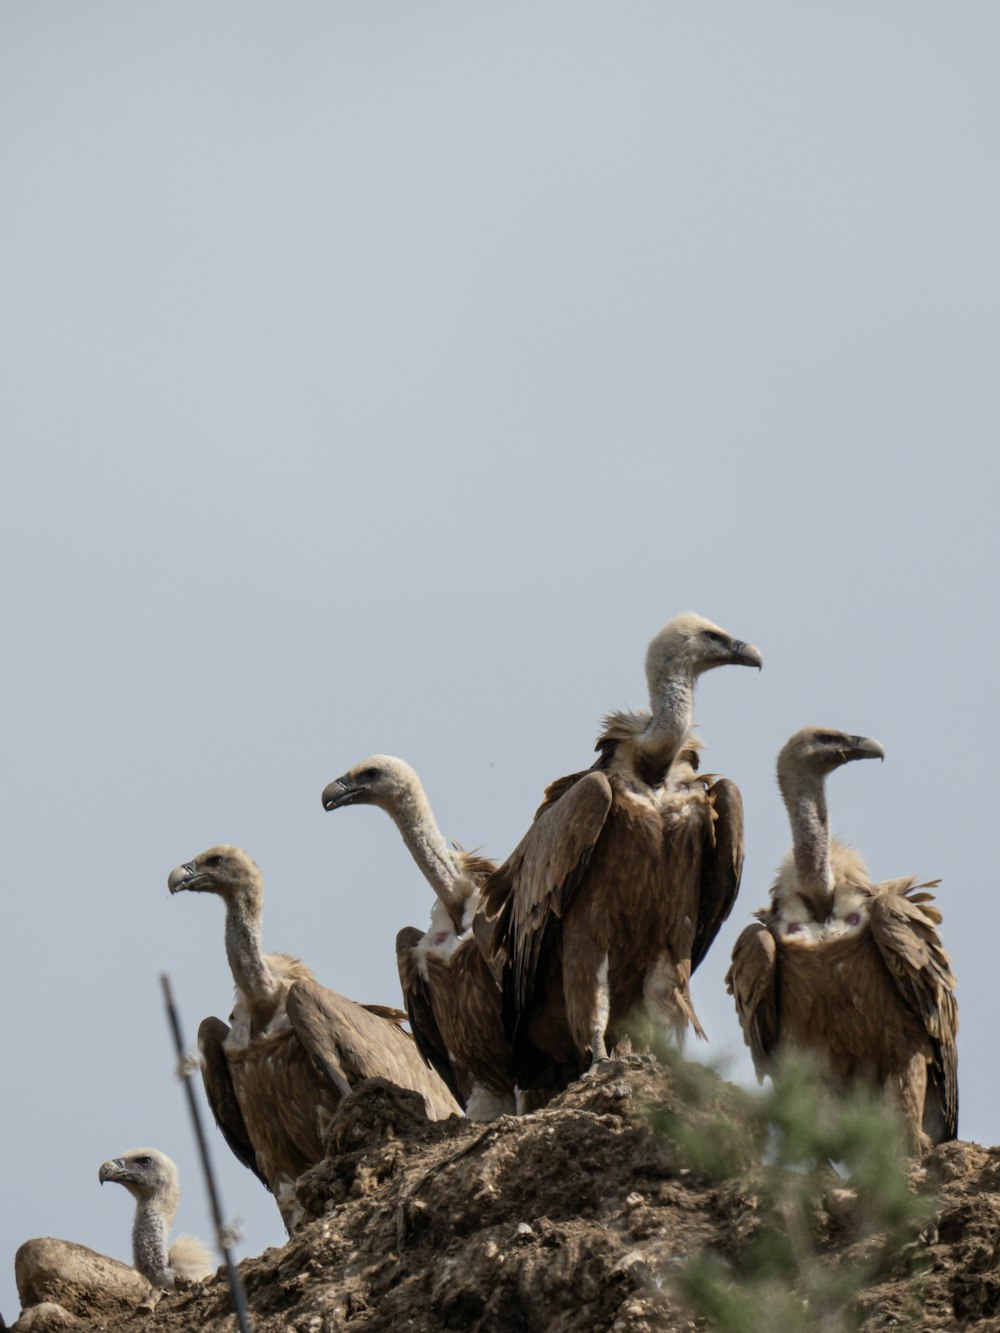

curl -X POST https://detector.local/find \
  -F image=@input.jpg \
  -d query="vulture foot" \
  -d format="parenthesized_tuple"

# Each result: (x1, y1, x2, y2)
(581, 1057, 618, 1080)
(136, 1288, 164, 1316)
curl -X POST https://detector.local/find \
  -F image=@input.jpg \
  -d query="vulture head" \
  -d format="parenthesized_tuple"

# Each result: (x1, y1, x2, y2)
(778, 727, 885, 783)
(99, 1149, 180, 1209)
(321, 755, 419, 815)
(167, 844, 263, 911)
(774, 727, 884, 922)
(645, 612, 762, 697)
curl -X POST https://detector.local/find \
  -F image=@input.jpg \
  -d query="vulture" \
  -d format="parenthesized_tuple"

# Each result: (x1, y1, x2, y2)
(322, 755, 515, 1118)
(483, 612, 761, 1096)
(98, 1148, 213, 1296)
(726, 727, 958, 1151)
(12, 1151, 207, 1329)
(168, 845, 461, 1229)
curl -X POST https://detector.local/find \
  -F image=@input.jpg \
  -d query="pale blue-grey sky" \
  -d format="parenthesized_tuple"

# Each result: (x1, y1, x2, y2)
(3, 4, 998, 1320)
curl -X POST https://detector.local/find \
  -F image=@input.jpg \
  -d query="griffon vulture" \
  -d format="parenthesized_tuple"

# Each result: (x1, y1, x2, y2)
(11, 1152, 208, 1329)
(483, 612, 761, 1096)
(168, 845, 461, 1229)
(322, 755, 515, 1118)
(726, 727, 958, 1151)
(98, 1148, 213, 1298)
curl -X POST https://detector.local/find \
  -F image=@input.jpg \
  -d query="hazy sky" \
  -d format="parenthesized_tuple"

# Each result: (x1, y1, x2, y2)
(3, 4, 999, 1321)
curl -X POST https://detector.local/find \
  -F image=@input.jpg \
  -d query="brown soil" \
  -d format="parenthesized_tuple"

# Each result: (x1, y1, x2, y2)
(11, 1061, 1000, 1332)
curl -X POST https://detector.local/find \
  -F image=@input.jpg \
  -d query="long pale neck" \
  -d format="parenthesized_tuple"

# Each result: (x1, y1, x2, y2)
(390, 785, 467, 924)
(779, 769, 834, 914)
(224, 895, 278, 1003)
(133, 1193, 176, 1285)
(641, 672, 696, 767)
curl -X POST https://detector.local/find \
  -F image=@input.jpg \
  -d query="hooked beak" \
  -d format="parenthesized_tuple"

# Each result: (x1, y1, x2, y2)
(321, 776, 366, 812)
(729, 639, 763, 670)
(167, 862, 199, 894)
(99, 1158, 126, 1185)
(847, 735, 885, 762)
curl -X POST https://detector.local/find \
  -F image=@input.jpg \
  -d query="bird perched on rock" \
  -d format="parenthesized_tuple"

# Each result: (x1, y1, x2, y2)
(726, 726, 958, 1151)
(322, 755, 515, 1118)
(99, 1148, 213, 1300)
(168, 844, 461, 1229)
(11, 1150, 208, 1329)
(484, 612, 761, 1099)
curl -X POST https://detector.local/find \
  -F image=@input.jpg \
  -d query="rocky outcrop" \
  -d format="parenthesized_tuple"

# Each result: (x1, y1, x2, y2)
(9, 1062, 1000, 1331)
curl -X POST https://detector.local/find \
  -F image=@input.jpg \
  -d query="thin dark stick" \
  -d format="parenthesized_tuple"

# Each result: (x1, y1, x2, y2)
(161, 973, 253, 1333)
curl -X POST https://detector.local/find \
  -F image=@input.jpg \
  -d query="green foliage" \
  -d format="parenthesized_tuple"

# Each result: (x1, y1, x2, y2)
(646, 1044, 934, 1333)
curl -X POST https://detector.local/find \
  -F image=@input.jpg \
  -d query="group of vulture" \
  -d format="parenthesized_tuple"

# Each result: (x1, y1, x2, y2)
(171, 611, 958, 1215)
(11, 611, 960, 1324)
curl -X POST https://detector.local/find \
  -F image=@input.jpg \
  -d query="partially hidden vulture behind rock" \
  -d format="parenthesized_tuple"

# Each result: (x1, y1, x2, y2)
(483, 612, 761, 1098)
(99, 1148, 213, 1304)
(168, 845, 461, 1229)
(322, 755, 515, 1119)
(12, 1151, 209, 1330)
(726, 727, 958, 1151)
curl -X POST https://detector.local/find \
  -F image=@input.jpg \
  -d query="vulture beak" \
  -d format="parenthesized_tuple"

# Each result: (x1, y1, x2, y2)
(99, 1158, 126, 1185)
(167, 862, 198, 894)
(729, 640, 763, 670)
(847, 735, 885, 763)
(321, 776, 365, 811)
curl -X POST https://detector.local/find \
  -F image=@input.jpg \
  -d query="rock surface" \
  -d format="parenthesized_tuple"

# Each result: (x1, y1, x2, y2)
(9, 1063, 1000, 1331)
(12, 1238, 150, 1329)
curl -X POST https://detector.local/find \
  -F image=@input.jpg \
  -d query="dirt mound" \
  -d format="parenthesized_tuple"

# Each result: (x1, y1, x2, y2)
(11, 1061, 1000, 1332)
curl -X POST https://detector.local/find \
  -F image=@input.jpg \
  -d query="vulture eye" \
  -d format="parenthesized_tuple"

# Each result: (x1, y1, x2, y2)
(815, 732, 840, 745)
(702, 630, 726, 646)
(135, 1156, 152, 1167)
(205, 855, 223, 868)
(357, 768, 381, 783)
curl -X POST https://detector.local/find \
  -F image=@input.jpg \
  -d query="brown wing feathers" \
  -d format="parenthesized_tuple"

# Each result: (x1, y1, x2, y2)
(726, 923, 779, 1079)
(198, 1016, 270, 1189)
(691, 777, 745, 973)
(395, 926, 468, 1105)
(868, 879, 958, 1140)
(485, 771, 612, 1055)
